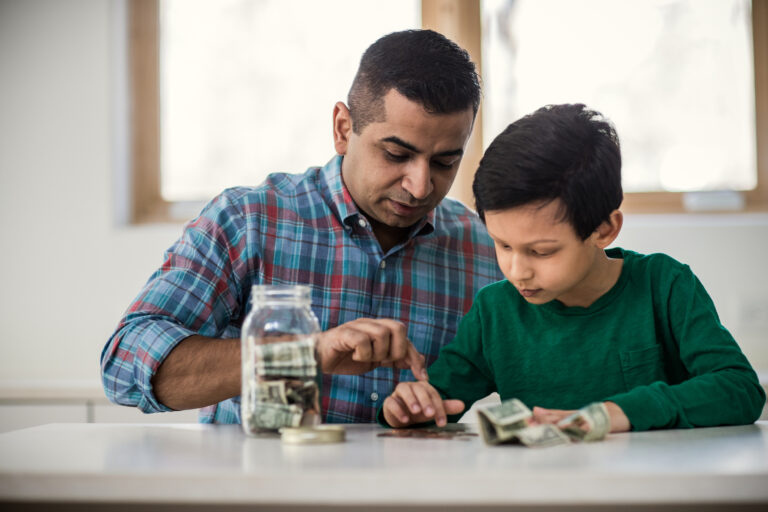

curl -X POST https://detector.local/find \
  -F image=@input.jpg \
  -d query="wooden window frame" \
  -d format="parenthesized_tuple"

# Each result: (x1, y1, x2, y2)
(128, 0, 768, 223)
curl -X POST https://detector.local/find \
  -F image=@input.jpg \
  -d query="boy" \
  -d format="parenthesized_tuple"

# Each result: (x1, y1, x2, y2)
(381, 103, 765, 433)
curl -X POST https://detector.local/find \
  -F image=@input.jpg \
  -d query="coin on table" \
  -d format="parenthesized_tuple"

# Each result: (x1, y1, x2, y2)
(279, 425, 346, 444)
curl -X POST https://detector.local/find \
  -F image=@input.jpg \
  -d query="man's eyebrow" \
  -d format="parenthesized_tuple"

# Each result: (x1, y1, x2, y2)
(381, 136, 464, 157)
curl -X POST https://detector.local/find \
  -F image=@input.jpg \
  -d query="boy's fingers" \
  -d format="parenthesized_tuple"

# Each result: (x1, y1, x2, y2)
(424, 385, 450, 426)
(383, 396, 411, 427)
(411, 382, 438, 419)
(395, 383, 422, 415)
(443, 399, 466, 416)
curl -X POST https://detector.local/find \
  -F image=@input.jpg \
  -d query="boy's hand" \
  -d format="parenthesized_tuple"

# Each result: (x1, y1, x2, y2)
(531, 401, 630, 433)
(383, 381, 465, 427)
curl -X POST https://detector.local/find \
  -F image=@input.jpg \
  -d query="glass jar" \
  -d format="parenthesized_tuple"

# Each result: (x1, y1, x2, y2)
(240, 285, 321, 435)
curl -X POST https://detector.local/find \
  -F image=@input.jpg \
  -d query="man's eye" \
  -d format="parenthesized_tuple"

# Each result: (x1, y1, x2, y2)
(431, 160, 454, 170)
(385, 151, 409, 162)
(531, 250, 555, 257)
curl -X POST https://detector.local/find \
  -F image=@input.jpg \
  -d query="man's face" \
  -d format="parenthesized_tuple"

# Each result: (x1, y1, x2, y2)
(334, 89, 474, 233)
(484, 200, 607, 308)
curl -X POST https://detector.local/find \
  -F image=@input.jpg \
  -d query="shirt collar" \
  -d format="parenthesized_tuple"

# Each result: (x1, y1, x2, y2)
(319, 155, 435, 237)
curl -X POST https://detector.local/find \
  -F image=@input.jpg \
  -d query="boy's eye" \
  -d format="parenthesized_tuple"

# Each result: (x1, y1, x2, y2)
(531, 249, 555, 257)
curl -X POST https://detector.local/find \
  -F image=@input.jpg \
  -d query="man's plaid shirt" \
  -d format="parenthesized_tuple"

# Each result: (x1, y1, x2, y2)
(101, 155, 502, 423)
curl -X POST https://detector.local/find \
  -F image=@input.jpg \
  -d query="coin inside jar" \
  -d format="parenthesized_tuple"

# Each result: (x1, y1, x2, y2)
(279, 425, 346, 444)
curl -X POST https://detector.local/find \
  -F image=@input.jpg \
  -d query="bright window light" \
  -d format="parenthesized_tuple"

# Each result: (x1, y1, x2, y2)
(482, 0, 756, 193)
(160, 0, 420, 202)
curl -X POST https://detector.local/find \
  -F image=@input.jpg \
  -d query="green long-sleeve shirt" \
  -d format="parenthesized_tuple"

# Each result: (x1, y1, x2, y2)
(427, 248, 765, 431)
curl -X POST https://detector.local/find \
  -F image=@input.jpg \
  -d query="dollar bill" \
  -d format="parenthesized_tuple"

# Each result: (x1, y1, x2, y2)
(285, 380, 320, 412)
(514, 423, 571, 447)
(256, 380, 288, 404)
(253, 337, 317, 377)
(478, 398, 531, 426)
(250, 402, 303, 430)
(477, 399, 557, 446)
(557, 402, 611, 442)
(476, 398, 610, 447)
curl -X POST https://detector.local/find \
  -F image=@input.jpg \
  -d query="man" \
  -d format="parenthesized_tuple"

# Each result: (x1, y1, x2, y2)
(101, 29, 502, 424)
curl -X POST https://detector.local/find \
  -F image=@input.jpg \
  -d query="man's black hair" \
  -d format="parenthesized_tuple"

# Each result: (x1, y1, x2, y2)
(348, 29, 480, 133)
(473, 103, 623, 240)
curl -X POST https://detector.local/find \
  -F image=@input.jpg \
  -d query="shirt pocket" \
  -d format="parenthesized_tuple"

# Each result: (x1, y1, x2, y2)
(619, 345, 666, 391)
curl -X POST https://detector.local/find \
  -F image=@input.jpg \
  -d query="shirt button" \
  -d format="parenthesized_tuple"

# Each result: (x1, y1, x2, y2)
(358, 218, 367, 228)
(380, 260, 386, 269)
(370, 392, 379, 402)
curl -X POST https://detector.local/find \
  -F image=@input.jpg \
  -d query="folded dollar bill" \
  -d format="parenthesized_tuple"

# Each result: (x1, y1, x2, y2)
(477, 398, 610, 447)
(253, 338, 317, 377)
(477, 399, 570, 447)
(250, 402, 303, 430)
(476, 398, 532, 445)
(557, 402, 610, 442)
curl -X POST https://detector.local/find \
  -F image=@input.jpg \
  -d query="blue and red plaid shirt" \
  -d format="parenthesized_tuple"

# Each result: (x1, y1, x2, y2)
(101, 155, 502, 423)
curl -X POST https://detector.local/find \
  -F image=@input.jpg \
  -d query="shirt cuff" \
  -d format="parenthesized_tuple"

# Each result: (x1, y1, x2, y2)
(605, 384, 672, 432)
(133, 320, 198, 413)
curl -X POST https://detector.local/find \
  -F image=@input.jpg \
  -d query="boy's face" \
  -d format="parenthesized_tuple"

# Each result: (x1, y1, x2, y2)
(484, 200, 610, 308)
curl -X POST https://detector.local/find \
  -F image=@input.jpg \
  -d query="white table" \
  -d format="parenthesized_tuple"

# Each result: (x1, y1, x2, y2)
(1, 422, 767, 511)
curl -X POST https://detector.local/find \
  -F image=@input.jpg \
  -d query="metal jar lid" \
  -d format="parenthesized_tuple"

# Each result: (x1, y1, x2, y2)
(279, 425, 346, 444)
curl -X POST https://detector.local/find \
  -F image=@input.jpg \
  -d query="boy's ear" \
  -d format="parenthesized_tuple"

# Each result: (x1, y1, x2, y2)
(333, 102, 353, 155)
(592, 209, 623, 249)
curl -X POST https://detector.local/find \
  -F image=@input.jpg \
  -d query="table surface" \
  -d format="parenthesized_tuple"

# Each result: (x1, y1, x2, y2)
(1, 421, 767, 509)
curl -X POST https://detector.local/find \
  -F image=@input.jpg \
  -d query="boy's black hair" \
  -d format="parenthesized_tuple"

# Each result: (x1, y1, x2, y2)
(348, 30, 481, 133)
(473, 104, 623, 240)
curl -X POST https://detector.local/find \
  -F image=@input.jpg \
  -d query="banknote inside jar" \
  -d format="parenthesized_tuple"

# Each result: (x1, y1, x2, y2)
(243, 337, 321, 432)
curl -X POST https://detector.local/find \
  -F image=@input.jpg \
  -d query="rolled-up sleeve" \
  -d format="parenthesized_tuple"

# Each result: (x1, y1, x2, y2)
(100, 190, 253, 412)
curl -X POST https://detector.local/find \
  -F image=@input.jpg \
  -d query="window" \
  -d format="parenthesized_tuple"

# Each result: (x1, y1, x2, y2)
(159, 0, 420, 203)
(129, 0, 767, 222)
(482, 0, 768, 212)
(130, 0, 428, 222)
(484, 0, 755, 192)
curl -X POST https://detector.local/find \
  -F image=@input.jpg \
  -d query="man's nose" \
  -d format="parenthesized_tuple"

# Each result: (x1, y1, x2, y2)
(401, 160, 433, 200)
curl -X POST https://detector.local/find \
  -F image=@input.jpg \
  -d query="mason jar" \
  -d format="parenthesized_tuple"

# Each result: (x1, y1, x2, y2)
(240, 285, 321, 435)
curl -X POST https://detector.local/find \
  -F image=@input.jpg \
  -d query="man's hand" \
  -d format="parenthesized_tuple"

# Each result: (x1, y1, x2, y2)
(314, 318, 428, 380)
(531, 401, 630, 433)
(382, 381, 465, 428)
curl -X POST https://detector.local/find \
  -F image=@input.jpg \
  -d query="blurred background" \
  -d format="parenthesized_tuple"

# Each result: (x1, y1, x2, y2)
(1, 0, 766, 432)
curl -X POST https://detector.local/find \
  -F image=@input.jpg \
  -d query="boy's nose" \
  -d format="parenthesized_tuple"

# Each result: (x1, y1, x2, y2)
(401, 160, 433, 200)
(508, 254, 533, 282)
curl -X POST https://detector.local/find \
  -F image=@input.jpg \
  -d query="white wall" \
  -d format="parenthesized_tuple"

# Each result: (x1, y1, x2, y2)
(1, 0, 766, 397)
(0, 0, 177, 387)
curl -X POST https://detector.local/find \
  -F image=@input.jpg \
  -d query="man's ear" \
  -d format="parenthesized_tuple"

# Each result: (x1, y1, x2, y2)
(333, 102, 353, 155)
(593, 209, 623, 249)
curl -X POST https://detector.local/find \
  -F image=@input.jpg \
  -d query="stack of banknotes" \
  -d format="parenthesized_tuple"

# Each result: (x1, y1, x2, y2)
(248, 338, 320, 430)
(476, 398, 610, 447)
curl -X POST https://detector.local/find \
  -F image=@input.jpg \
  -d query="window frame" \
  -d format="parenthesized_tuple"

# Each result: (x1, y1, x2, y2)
(128, 0, 768, 223)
